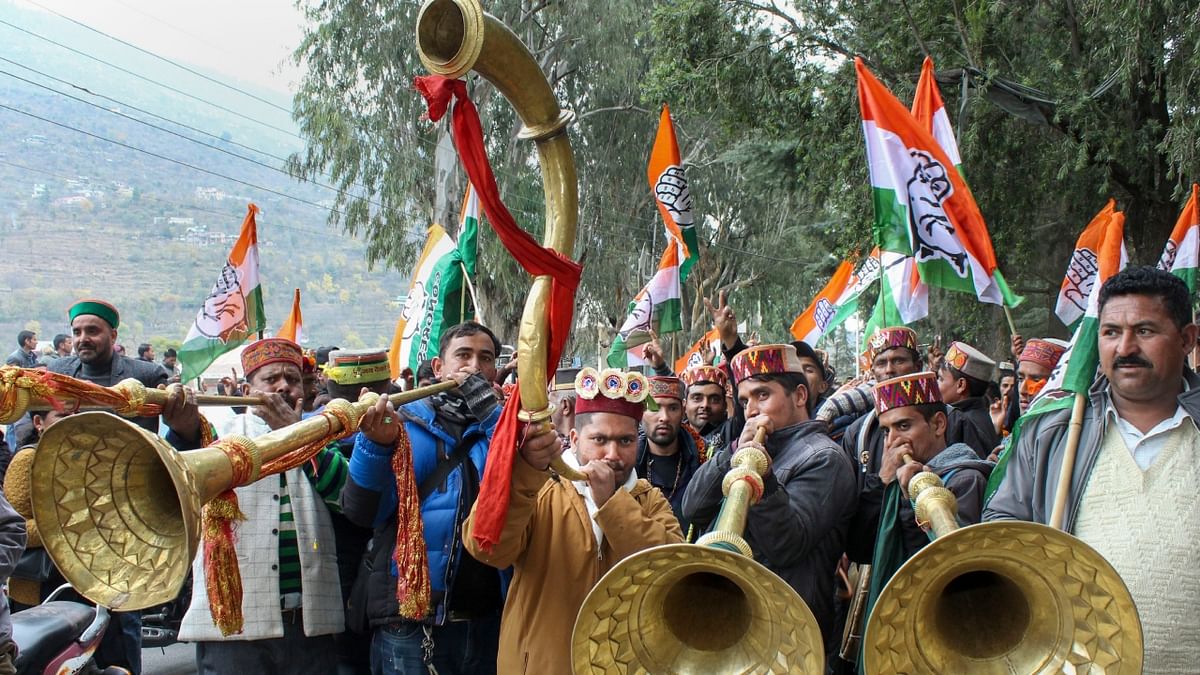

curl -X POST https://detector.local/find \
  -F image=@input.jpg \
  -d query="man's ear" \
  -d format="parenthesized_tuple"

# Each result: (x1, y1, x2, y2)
(568, 427, 578, 448)
(431, 356, 443, 379)
(932, 410, 949, 438)
(1183, 323, 1199, 355)
(793, 382, 809, 412)
(956, 377, 969, 398)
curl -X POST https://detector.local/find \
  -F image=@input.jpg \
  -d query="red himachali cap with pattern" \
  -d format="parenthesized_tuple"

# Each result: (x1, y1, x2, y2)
(573, 367, 651, 420)
(679, 365, 728, 389)
(862, 326, 919, 365)
(873, 371, 943, 414)
(648, 376, 686, 401)
(730, 344, 804, 385)
(1019, 339, 1068, 371)
(241, 338, 304, 377)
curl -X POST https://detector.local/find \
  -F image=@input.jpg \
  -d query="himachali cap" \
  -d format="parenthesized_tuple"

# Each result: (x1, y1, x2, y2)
(241, 338, 304, 377)
(573, 367, 652, 420)
(998, 361, 1015, 374)
(324, 348, 391, 385)
(862, 326, 919, 365)
(648, 376, 686, 401)
(552, 367, 581, 392)
(730, 344, 805, 385)
(680, 365, 728, 389)
(68, 298, 120, 330)
(874, 371, 943, 414)
(1019, 339, 1068, 371)
(942, 341, 996, 382)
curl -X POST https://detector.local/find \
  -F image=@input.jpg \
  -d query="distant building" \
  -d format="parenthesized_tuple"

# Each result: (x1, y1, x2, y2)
(168, 217, 195, 225)
(194, 187, 227, 202)
(53, 196, 92, 209)
(22, 135, 47, 145)
(30, 184, 45, 198)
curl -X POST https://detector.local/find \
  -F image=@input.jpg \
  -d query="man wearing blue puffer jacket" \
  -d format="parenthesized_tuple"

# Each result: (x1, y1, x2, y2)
(342, 321, 506, 675)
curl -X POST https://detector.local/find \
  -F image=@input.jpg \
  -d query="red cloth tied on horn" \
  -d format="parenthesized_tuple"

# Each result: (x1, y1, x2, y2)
(413, 75, 582, 553)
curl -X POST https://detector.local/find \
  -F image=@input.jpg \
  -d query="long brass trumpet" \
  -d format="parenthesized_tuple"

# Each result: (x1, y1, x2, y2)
(571, 428, 825, 673)
(863, 455, 1143, 673)
(30, 380, 456, 611)
(0, 365, 264, 424)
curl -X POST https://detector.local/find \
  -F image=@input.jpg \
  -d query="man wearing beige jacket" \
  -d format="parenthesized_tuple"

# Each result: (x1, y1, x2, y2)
(463, 368, 684, 673)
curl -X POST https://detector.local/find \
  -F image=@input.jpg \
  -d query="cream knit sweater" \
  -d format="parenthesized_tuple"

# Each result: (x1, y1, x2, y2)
(1074, 420, 1200, 674)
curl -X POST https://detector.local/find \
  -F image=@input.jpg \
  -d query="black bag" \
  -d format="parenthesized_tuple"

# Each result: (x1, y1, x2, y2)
(345, 431, 481, 633)
(12, 547, 53, 582)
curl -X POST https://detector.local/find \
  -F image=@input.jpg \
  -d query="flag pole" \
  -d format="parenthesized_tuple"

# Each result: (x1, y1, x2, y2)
(461, 261, 482, 323)
(1048, 392, 1087, 530)
(1002, 305, 1018, 335)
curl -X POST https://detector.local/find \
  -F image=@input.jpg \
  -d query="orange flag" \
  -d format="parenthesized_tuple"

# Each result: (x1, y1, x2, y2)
(278, 288, 304, 343)
(648, 104, 700, 280)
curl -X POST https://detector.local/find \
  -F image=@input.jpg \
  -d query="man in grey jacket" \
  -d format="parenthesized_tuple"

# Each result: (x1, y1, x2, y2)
(682, 343, 856, 653)
(0, 490, 27, 673)
(985, 266, 1200, 673)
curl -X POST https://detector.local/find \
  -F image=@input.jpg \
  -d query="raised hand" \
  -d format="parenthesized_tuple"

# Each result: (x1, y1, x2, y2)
(518, 421, 560, 471)
(359, 389, 399, 446)
(642, 333, 666, 369)
(1010, 333, 1025, 361)
(653, 166, 694, 225)
(704, 289, 737, 348)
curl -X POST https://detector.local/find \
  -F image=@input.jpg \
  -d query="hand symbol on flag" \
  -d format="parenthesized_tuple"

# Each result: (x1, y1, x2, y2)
(654, 165, 694, 226)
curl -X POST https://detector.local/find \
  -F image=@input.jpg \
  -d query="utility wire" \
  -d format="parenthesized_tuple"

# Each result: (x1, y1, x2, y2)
(0, 68, 388, 211)
(0, 18, 300, 140)
(23, 0, 295, 116)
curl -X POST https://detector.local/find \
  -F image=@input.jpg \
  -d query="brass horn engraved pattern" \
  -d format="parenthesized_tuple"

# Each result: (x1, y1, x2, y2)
(866, 521, 1143, 674)
(33, 413, 200, 609)
(571, 544, 823, 674)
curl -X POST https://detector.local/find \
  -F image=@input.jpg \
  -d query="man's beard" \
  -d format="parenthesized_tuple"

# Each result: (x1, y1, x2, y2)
(649, 427, 675, 446)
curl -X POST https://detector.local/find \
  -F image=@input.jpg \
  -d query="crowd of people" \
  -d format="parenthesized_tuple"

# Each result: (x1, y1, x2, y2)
(0, 264, 1191, 673)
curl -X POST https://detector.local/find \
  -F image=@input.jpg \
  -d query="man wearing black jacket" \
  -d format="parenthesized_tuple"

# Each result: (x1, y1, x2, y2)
(936, 340, 1001, 457)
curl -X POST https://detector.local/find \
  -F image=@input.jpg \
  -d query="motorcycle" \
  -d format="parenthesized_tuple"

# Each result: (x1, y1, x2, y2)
(9, 584, 129, 675)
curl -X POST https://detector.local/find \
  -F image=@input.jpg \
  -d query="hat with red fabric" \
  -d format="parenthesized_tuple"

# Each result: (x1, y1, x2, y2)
(679, 365, 728, 389)
(648, 376, 686, 400)
(1019, 338, 1068, 371)
(573, 367, 654, 419)
(729, 344, 804, 385)
(873, 371, 943, 414)
(241, 338, 303, 377)
(862, 326, 919, 365)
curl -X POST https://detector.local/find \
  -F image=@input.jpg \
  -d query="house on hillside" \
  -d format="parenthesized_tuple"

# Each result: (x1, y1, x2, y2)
(195, 187, 227, 202)
(53, 195, 92, 210)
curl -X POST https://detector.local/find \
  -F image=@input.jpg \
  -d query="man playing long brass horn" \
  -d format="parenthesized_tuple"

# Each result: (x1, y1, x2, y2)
(163, 338, 352, 673)
(986, 267, 1200, 672)
(682, 343, 857, 653)
(462, 367, 684, 673)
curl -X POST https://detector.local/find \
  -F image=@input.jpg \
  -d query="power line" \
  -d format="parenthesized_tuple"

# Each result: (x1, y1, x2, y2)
(22, 0, 294, 116)
(0, 18, 300, 140)
(0, 102, 345, 215)
(0, 68, 389, 211)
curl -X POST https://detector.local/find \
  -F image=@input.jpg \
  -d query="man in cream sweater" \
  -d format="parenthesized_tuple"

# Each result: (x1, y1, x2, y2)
(986, 266, 1200, 673)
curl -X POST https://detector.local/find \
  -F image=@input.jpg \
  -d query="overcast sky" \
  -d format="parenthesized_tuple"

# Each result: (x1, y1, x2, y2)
(24, 0, 305, 95)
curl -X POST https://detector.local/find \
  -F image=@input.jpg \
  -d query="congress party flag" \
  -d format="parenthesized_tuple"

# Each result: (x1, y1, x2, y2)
(179, 204, 267, 382)
(649, 104, 700, 281)
(912, 56, 962, 169)
(792, 250, 882, 345)
(675, 327, 721, 373)
(388, 185, 480, 378)
(988, 206, 1125, 498)
(856, 58, 1020, 308)
(1055, 199, 1121, 329)
(864, 250, 930, 346)
(607, 242, 684, 368)
(277, 288, 304, 343)
(1157, 184, 1200, 293)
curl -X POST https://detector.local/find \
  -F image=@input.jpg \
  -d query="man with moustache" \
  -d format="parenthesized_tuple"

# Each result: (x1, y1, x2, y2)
(49, 299, 168, 434)
(163, 338, 352, 673)
(462, 367, 683, 672)
(635, 376, 705, 529)
(986, 267, 1200, 672)
(680, 365, 730, 454)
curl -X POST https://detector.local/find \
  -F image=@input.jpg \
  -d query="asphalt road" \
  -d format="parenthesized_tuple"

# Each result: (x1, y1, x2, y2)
(142, 642, 196, 675)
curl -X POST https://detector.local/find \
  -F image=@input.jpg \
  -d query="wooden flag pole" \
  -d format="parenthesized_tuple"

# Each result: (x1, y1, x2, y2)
(1002, 305, 1018, 336)
(1048, 392, 1087, 530)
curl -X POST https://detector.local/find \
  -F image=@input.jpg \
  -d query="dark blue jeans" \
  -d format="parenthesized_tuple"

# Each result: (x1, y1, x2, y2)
(370, 617, 499, 675)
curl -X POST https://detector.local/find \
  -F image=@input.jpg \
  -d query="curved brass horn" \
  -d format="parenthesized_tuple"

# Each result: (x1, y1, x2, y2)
(30, 381, 457, 610)
(571, 429, 825, 673)
(415, 0, 583, 481)
(863, 460, 1143, 673)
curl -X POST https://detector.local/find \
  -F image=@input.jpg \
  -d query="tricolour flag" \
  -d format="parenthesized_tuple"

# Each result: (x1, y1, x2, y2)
(856, 58, 1020, 308)
(864, 250, 930, 345)
(675, 327, 721, 373)
(179, 204, 267, 382)
(1055, 199, 1120, 329)
(792, 250, 882, 345)
(388, 185, 480, 378)
(648, 104, 701, 281)
(607, 243, 684, 368)
(912, 56, 961, 169)
(1157, 183, 1200, 293)
(278, 288, 304, 343)
(987, 206, 1125, 498)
